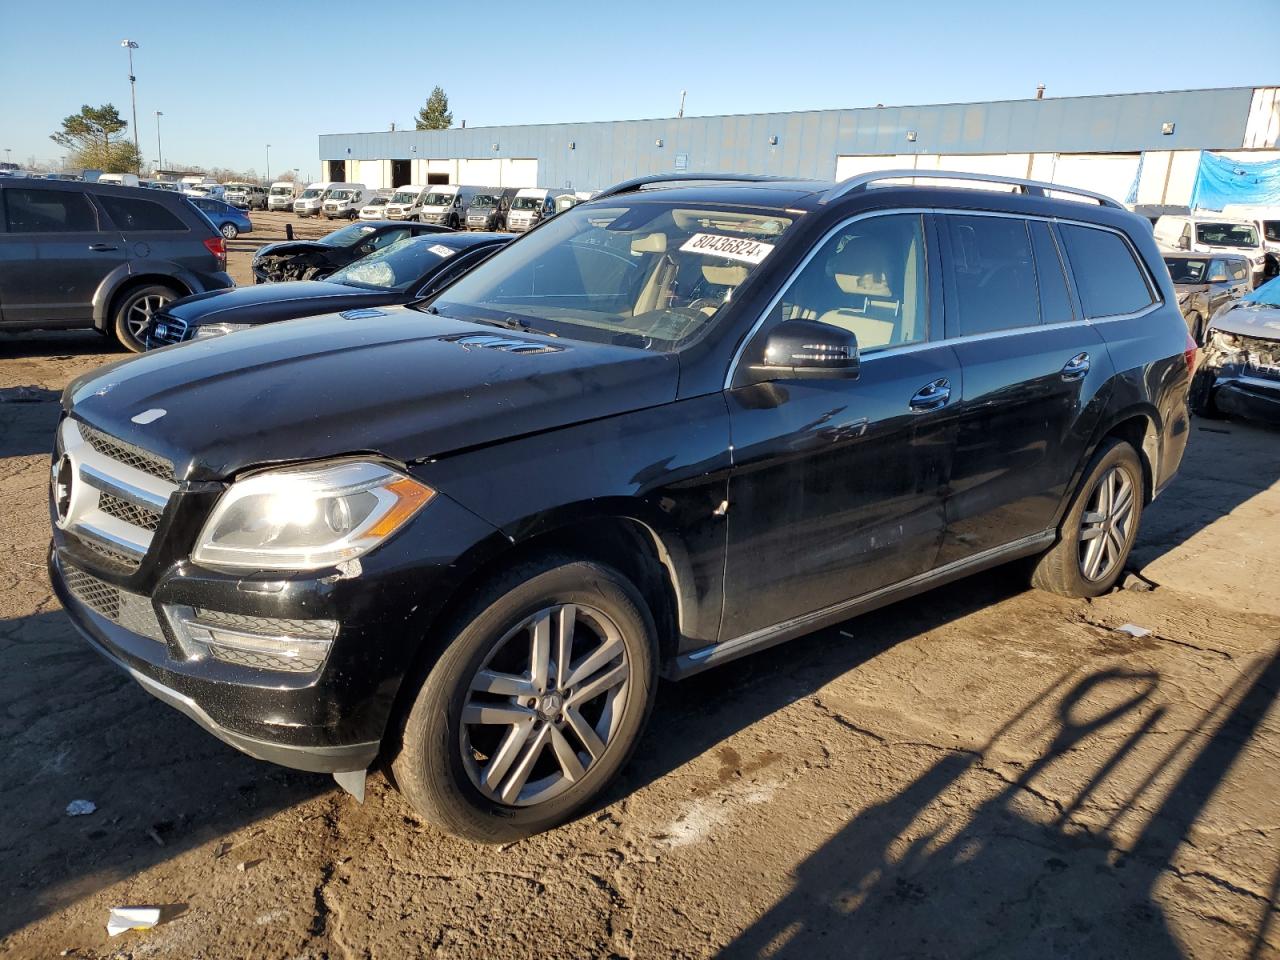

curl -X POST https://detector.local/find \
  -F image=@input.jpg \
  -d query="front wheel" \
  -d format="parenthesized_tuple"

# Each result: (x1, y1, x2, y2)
(220, 222, 239, 240)
(112, 283, 177, 353)
(392, 558, 657, 843)
(1030, 439, 1144, 598)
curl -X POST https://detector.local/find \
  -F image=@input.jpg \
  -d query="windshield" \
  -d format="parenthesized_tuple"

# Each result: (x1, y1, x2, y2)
(423, 192, 455, 207)
(300, 188, 322, 199)
(511, 196, 543, 211)
(270, 186, 293, 195)
(322, 223, 379, 247)
(391, 190, 420, 204)
(1164, 258, 1207, 284)
(327, 190, 355, 201)
(432, 201, 793, 351)
(470, 195, 497, 208)
(1196, 223, 1259, 248)
(330, 237, 460, 291)
(366, 196, 389, 205)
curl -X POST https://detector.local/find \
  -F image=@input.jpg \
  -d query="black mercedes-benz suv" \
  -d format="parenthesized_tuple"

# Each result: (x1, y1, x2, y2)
(48, 171, 1194, 841)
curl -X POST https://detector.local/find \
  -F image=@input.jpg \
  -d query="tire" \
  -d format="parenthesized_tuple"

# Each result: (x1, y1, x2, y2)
(1189, 368, 1223, 419)
(220, 222, 239, 240)
(1030, 439, 1144, 598)
(1187, 312, 1204, 346)
(112, 283, 178, 353)
(392, 557, 658, 843)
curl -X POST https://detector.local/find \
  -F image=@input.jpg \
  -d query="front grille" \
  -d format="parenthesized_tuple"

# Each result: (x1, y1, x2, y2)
(148, 314, 189, 347)
(79, 423, 174, 483)
(98, 492, 161, 531)
(63, 563, 164, 642)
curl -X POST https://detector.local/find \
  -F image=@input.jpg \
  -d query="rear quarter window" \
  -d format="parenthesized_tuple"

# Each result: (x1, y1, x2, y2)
(98, 194, 188, 232)
(1058, 224, 1155, 319)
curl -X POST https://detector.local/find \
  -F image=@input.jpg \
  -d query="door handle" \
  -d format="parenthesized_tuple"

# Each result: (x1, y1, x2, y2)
(1061, 352, 1091, 381)
(87, 243, 119, 252)
(909, 378, 952, 412)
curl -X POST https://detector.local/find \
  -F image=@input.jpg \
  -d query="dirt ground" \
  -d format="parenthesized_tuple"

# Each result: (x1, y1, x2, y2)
(1, 224, 1278, 959)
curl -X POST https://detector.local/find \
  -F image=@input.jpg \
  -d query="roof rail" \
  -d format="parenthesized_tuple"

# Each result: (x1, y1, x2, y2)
(591, 172, 804, 202)
(818, 169, 1124, 209)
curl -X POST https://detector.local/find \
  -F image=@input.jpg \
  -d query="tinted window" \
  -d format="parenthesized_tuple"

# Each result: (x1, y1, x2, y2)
(1030, 222, 1074, 324)
(4, 188, 97, 232)
(945, 215, 1039, 335)
(1230, 261, 1249, 282)
(1058, 224, 1155, 318)
(780, 213, 928, 352)
(98, 194, 186, 232)
(1265, 221, 1280, 242)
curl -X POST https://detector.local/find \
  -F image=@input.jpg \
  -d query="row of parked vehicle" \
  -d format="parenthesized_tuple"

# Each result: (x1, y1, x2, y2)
(284, 181, 584, 231)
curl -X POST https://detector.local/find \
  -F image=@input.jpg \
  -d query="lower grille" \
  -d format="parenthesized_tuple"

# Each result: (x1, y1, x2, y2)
(63, 563, 165, 642)
(80, 535, 142, 571)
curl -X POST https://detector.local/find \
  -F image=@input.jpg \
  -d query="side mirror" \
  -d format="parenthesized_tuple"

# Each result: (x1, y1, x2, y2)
(750, 319, 860, 380)
(1208, 272, 1229, 283)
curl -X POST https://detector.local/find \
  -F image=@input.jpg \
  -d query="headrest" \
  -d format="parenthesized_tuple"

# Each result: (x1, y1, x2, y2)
(829, 240, 893, 296)
(702, 264, 748, 286)
(631, 233, 667, 254)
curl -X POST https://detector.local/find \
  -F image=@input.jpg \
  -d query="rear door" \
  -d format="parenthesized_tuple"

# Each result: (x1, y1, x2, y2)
(95, 191, 198, 275)
(938, 214, 1111, 565)
(721, 212, 962, 640)
(0, 185, 124, 325)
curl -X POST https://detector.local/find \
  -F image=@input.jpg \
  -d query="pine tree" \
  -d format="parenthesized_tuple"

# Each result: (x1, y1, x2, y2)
(416, 87, 453, 130)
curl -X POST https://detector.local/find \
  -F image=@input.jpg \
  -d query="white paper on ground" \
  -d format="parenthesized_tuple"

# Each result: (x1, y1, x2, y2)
(1117, 623, 1153, 638)
(107, 907, 161, 937)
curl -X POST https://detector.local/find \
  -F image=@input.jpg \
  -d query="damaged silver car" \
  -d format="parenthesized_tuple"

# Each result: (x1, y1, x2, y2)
(1191, 276, 1280, 422)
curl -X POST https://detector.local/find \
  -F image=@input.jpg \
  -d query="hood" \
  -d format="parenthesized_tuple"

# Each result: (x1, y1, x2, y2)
(253, 240, 332, 261)
(1210, 301, 1280, 341)
(164, 281, 400, 326)
(64, 307, 679, 482)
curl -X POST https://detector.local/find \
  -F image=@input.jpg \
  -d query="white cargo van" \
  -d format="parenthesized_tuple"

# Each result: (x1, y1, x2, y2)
(97, 173, 140, 187)
(267, 181, 299, 211)
(294, 181, 335, 218)
(1221, 204, 1280, 262)
(417, 185, 479, 228)
(1154, 213, 1271, 287)
(322, 183, 374, 220)
(506, 187, 574, 233)
(384, 185, 431, 220)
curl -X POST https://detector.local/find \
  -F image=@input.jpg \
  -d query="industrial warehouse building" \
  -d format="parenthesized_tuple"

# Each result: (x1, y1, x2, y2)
(320, 85, 1280, 207)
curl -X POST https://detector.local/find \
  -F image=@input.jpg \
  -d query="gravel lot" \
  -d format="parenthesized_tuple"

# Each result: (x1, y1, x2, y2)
(1, 222, 1278, 959)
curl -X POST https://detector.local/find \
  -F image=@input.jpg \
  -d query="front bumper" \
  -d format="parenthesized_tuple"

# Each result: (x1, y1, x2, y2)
(48, 484, 503, 775)
(1213, 376, 1280, 422)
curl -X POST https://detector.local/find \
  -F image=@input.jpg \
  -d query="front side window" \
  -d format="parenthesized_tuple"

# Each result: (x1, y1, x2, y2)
(4, 188, 97, 233)
(777, 213, 927, 352)
(1164, 258, 1206, 284)
(1195, 222, 1259, 248)
(99, 195, 187, 232)
(1230, 260, 1249, 282)
(945, 215, 1039, 336)
(1058, 224, 1155, 319)
(433, 200, 794, 350)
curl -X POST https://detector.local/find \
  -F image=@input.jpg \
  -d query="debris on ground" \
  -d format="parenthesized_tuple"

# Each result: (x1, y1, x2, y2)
(1120, 571, 1158, 592)
(1116, 623, 1153, 638)
(64, 800, 96, 817)
(237, 858, 264, 872)
(106, 907, 160, 937)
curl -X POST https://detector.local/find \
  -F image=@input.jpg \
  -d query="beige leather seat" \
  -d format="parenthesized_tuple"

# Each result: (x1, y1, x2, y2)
(815, 237, 917, 350)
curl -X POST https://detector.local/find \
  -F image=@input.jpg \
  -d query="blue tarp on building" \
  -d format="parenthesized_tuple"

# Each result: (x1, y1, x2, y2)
(1190, 151, 1280, 210)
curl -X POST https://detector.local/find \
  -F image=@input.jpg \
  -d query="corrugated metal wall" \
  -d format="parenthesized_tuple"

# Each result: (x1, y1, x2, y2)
(319, 87, 1262, 192)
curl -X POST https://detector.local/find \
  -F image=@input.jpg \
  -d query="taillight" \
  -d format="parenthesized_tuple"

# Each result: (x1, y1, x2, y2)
(1184, 330, 1198, 375)
(203, 235, 226, 267)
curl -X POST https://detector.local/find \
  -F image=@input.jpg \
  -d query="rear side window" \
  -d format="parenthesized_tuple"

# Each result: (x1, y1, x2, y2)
(1058, 224, 1155, 318)
(1029, 222, 1075, 324)
(4, 188, 97, 233)
(944, 215, 1039, 335)
(98, 194, 187, 232)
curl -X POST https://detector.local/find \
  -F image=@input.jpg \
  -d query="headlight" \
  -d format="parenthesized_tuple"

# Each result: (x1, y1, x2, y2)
(193, 322, 253, 340)
(1210, 329, 1240, 349)
(193, 461, 434, 571)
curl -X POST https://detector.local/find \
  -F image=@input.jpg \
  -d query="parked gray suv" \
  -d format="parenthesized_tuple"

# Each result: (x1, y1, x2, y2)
(0, 179, 234, 351)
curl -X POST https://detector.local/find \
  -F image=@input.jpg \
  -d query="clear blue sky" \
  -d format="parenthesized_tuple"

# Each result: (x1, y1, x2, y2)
(1, 0, 1276, 178)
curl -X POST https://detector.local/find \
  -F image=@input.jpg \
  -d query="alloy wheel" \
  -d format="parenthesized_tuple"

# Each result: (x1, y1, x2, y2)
(460, 603, 630, 807)
(125, 293, 170, 340)
(1078, 465, 1136, 582)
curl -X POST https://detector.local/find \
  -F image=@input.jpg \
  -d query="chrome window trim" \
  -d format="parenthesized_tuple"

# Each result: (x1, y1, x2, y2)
(724, 207, 1165, 387)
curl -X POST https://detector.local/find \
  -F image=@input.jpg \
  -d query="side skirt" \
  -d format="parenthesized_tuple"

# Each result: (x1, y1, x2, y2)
(667, 531, 1055, 680)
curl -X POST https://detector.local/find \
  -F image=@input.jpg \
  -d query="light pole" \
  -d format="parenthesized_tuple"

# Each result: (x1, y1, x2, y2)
(121, 40, 140, 171)
(265, 144, 271, 183)
(154, 111, 164, 173)
(4, 148, 11, 166)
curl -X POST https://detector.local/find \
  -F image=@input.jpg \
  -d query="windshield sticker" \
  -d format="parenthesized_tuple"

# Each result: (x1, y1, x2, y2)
(679, 233, 774, 265)
(428, 244, 457, 258)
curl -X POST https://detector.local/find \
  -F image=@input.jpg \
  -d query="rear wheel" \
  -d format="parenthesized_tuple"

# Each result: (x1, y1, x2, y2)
(392, 557, 657, 843)
(1030, 439, 1144, 598)
(112, 284, 177, 353)
(220, 222, 239, 240)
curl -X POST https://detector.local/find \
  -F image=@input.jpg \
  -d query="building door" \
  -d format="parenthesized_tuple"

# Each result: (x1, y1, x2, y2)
(391, 160, 411, 188)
